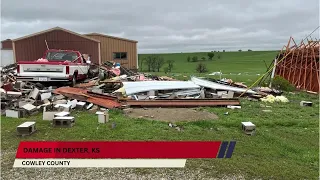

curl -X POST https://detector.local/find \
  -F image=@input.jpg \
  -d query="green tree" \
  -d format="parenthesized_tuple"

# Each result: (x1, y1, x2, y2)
(201, 57, 206, 61)
(145, 55, 157, 72)
(187, 56, 191, 62)
(166, 60, 175, 72)
(207, 52, 214, 60)
(155, 57, 165, 72)
(140, 57, 146, 71)
(192, 56, 198, 62)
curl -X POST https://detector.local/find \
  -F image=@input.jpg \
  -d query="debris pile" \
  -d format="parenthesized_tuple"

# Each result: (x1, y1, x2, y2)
(1, 61, 292, 120)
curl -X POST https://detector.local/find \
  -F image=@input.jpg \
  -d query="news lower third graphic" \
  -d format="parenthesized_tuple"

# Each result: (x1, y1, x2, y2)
(13, 141, 236, 168)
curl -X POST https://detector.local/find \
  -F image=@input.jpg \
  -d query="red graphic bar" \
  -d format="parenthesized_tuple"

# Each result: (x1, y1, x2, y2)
(16, 141, 222, 159)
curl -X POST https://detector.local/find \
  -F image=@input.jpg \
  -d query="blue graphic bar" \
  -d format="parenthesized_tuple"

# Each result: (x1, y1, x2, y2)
(225, 141, 236, 158)
(217, 141, 229, 158)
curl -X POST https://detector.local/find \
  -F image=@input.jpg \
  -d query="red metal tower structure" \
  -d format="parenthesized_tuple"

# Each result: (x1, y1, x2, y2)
(275, 37, 319, 93)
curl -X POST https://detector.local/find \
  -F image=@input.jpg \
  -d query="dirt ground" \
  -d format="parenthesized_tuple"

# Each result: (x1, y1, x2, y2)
(125, 108, 218, 122)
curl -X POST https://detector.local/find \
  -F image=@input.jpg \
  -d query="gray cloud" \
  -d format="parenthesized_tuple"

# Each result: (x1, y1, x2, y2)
(1, 0, 319, 53)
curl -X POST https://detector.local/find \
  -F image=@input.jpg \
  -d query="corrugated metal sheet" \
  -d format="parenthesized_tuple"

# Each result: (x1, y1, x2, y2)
(191, 77, 257, 94)
(13, 28, 100, 64)
(85, 33, 138, 70)
(116, 81, 200, 95)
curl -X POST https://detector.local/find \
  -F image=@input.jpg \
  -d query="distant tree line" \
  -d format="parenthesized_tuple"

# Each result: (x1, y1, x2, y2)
(186, 50, 223, 63)
(140, 55, 175, 73)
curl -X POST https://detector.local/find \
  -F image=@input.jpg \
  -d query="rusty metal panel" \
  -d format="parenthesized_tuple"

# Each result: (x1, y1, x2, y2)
(1, 39, 13, 50)
(53, 87, 121, 109)
(13, 29, 100, 64)
(86, 34, 138, 70)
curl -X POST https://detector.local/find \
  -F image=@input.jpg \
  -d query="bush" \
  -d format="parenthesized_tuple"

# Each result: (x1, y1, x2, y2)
(192, 56, 198, 62)
(187, 56, 191, 62)
(272, 75, 295, 92)
(196, 63, 208, 73)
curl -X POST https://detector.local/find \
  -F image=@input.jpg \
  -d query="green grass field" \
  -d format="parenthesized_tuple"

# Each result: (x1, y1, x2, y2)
(139, 50, 279, 84)
(1, 50, 319, 179)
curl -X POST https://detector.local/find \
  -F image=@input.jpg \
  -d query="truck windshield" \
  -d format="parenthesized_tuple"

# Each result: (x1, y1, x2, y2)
(46, 52, 78, 61)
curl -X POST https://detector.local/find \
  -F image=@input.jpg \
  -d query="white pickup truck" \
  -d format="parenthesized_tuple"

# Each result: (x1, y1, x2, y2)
(17, 49, 92, 86)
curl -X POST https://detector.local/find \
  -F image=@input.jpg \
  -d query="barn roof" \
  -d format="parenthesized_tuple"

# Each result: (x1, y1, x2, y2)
(12, 27, 101, 43)
(84, 33, 138, 43)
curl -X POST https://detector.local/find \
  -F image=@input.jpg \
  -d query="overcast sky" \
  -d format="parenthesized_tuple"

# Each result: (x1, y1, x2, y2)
(1, 0, 319, 53)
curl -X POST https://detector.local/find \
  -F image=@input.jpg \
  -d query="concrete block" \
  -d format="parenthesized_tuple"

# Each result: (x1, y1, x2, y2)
(300, 101, 312, 107)
(96, 111, 109, 123)
(54, 112, 70, 117)
(6, 109, 26, 118)
(28, 87, 40, 100)
(241, 122, 256, 135)
(43, 107, 60, 121)
(40, 92, 52, 101)
(17, 121, 36, 136)
(76, 102, 86, 110)
(53, 116, 75, 128)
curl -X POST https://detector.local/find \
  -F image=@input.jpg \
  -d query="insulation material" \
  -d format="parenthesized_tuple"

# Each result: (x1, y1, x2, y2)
(260, 95, 289, 103)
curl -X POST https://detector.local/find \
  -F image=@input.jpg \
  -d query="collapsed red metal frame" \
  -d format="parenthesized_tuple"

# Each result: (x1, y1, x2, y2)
(275, 37, 320, 92)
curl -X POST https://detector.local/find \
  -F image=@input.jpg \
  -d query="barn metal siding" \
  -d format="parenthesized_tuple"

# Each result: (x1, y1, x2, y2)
(86, 34, 137, 70)
(1, 40, 13, 50)
(13, 30, 100, 64)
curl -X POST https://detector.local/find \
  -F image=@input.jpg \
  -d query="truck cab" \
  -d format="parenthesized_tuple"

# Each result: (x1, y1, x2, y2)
(16, 49, 91, 86)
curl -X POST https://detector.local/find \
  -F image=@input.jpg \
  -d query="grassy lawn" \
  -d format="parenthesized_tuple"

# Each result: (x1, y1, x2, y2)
(1, 50, 319, 179)
(139, 50, 279, 75)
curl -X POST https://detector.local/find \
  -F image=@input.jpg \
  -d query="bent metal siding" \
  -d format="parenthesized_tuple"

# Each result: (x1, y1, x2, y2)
(85, 34, 137, 70)
(13, 30, 100, 64)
